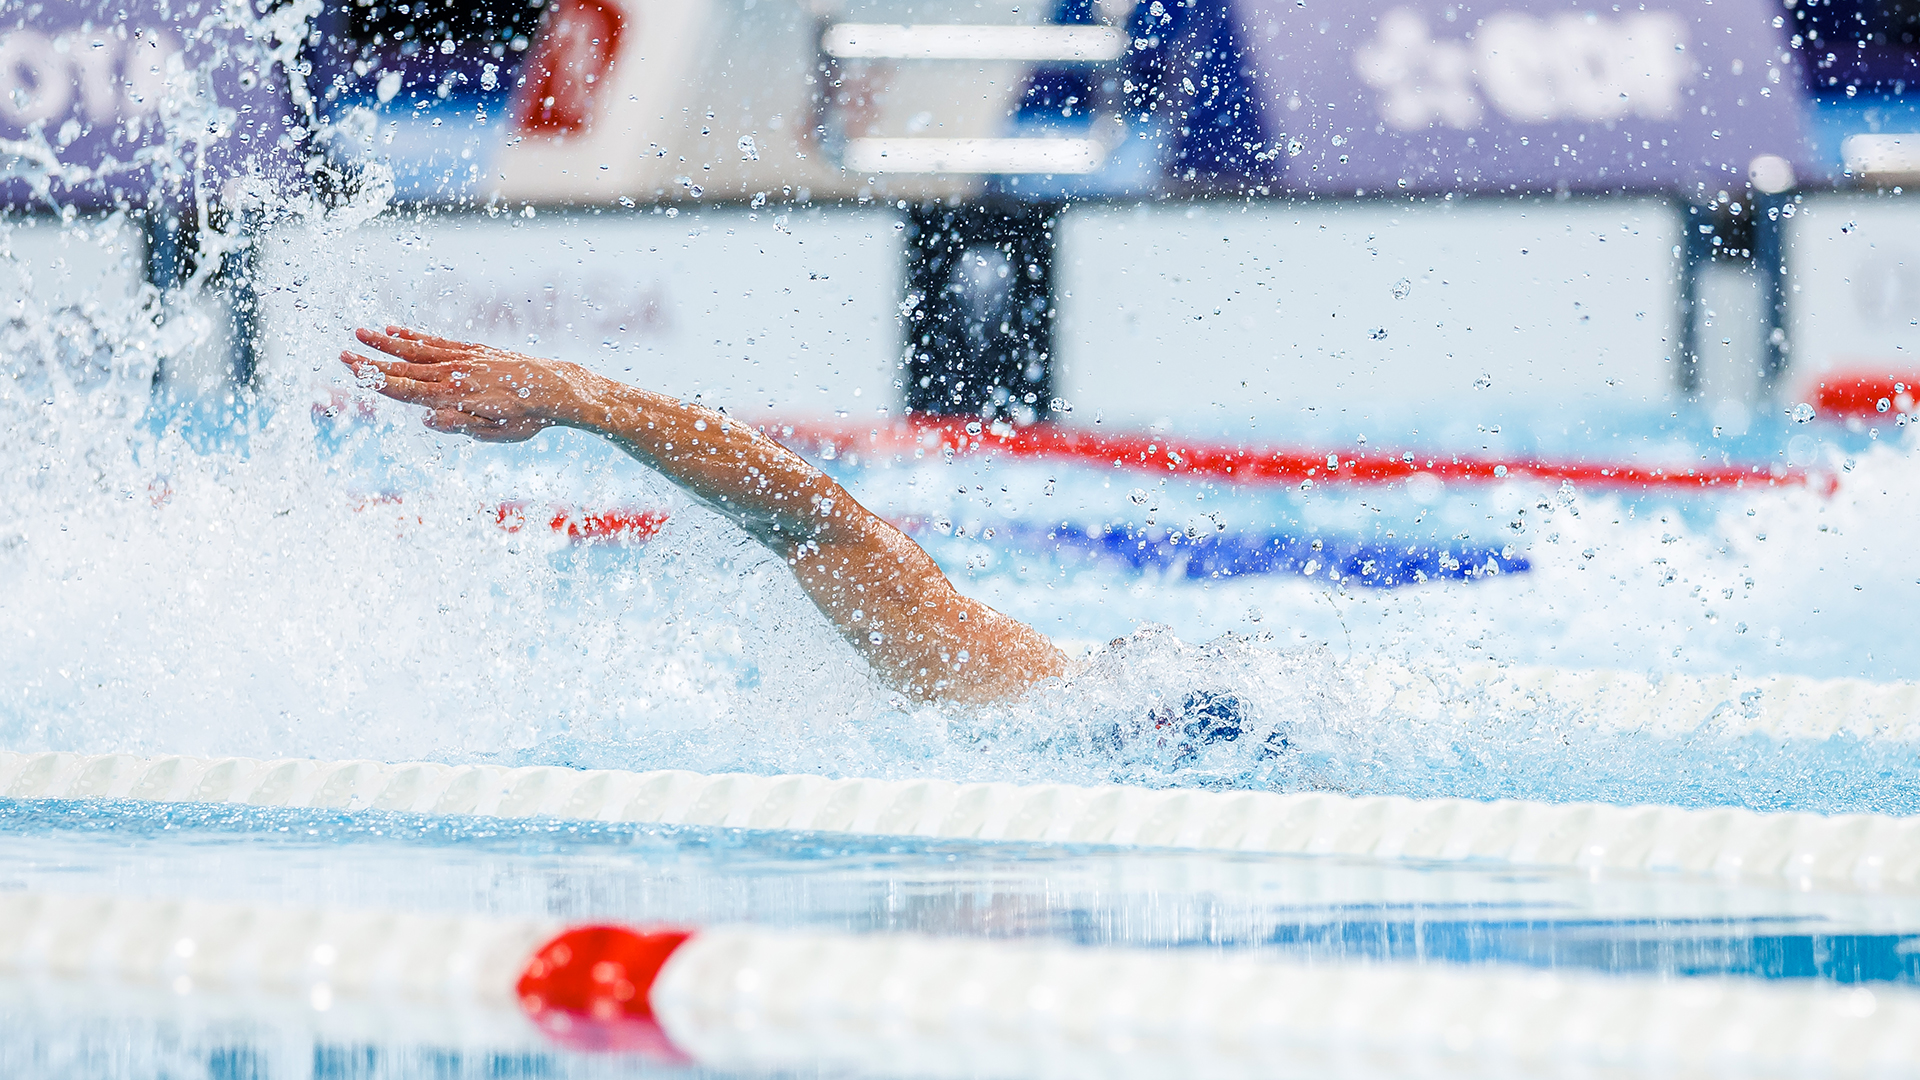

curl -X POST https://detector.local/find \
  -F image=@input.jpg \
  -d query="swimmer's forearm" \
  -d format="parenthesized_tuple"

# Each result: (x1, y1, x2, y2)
(552, 366, 847, 545)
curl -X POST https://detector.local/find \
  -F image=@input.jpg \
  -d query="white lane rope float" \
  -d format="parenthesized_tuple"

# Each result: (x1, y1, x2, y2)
(1, 890, 1915, 1078)
(0, 892, 555, 1049)
(1355, 661, 1920, 742)
(4, 739, 1919, 892)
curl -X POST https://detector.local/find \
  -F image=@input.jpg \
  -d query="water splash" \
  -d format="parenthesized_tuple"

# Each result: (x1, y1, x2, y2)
(10, 249, 1920, 810)
(4, 1, 1918, 815)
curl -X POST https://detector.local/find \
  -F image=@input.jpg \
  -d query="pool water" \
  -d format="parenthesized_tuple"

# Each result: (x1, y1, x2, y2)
(12, 388, 1920, 805)
(4, 191, 1917, 807)
(9, 202, 1920, 1073)
(3, 797, 1918, 1077)
(10, 209, 1920, 1079)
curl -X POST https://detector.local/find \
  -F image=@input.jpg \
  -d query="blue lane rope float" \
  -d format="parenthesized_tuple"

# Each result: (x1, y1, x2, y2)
(979, 521, 1528, 586)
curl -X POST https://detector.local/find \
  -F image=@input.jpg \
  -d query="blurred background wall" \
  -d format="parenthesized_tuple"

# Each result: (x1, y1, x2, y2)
(8, 0, 1920, 442)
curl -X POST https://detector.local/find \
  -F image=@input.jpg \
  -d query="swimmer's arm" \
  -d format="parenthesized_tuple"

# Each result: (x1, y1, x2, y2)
(553, 368, 1065, 703)
(343, 326, 1067, 704)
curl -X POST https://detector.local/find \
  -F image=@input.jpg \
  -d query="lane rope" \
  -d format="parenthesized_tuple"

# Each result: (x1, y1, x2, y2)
(6, 680, 1920, 893)
(1356, 661, 1920, 742)
(486, 501, 1533, 585)
(1809, 371, 1920, 420)
(3, 891, 1916, 1076)
(315, 397, 1830, 494)
(0, 891, 554, 1048)
(777, 416, 1835, 494)
(645, 923, 1919, 1079)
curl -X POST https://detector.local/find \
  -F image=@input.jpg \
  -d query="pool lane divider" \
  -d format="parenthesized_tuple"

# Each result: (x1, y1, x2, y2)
(316, 397, 1831, 495)
(1809, 370, 1920, 420)
(493, 501, 668, 543)
(483, 503, 1533, 586)
(777, 416, 1836, 494)
(0, 891, 556, 1048)
(6, 727, 1920, 892)
(2, 891, 1916, 1076)
(972, 520, 1527, 586)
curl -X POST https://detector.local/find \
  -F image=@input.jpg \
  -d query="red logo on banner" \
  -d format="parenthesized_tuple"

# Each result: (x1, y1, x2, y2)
(512, 0, 626, 136)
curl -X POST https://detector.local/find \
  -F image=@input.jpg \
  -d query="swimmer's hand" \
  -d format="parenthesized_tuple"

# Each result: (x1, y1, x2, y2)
(342, 326, 599, 442)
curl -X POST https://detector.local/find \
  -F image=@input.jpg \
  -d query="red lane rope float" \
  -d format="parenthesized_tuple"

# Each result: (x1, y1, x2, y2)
(316, 392, 1825, 493)
(1806, 369, 1920, 420)
(517, 925, 693, 1056)
(349, 496, 670, 544)
(494, 502, 670, 543)
(775, 416, 1833, 494)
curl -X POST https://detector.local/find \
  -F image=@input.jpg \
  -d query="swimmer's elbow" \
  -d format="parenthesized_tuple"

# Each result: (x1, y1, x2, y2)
(890, 632, 1068, 705)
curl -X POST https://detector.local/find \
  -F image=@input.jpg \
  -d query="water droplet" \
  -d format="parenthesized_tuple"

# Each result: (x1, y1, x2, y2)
(1391, 278, 1411, 300)
(1791, 402, 1816, 424)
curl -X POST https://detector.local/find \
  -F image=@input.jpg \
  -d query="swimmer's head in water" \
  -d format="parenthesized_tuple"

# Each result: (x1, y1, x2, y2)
(1107, 689, 1291, 769)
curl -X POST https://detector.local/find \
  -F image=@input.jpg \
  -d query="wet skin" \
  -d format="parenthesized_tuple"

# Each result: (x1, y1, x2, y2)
(342, 326, 1068, 704)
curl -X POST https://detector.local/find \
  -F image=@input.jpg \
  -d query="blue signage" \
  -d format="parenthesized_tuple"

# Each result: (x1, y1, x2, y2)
(1234, 0, 1821, 195)
(0, 0, 302, 209)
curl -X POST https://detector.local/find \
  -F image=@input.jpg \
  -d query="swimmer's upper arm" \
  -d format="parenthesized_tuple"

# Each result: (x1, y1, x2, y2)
(789, 504, 1067, 703)
(578, 389, 1062, 701)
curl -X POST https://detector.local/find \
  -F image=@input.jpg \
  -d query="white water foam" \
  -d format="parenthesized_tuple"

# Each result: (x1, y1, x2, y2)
(3, 5, 1917, 813)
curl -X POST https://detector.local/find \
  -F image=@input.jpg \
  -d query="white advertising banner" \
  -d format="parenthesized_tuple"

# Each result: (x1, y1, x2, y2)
(1, 213, 153, 393)
(259, 205, 907, 417)
(1783, 194, 1920, 402)
(1052, 198, 1684, 441)
(1, 215, 143, 312)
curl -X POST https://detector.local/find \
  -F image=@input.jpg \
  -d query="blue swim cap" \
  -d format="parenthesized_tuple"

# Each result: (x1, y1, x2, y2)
(1111, 690, 1290, 767)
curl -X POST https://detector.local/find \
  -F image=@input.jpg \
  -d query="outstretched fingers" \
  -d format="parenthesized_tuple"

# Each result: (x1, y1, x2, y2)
(339, 349, 384, 384)
(340, 349, 452, 383)
(385, 325, 476, 350)
(355, 327, 470, 366)
(340, 351, 456, 405)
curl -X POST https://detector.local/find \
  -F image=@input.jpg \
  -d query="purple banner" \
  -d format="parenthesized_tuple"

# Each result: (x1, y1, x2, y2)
(1234, 0, 1820, 195)
(0, 0, 302, 209)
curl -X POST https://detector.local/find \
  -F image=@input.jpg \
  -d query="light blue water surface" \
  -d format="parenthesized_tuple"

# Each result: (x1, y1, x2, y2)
(2, 797, 1918, 1078)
